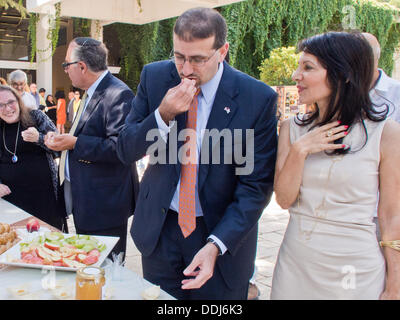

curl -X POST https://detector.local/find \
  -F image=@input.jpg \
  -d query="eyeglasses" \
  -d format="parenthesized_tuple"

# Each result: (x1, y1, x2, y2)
(0, 99, 17, 110)
(170, 50, 218, 67)
(11, 82, 25, 89)
(62, 61, 79, 70)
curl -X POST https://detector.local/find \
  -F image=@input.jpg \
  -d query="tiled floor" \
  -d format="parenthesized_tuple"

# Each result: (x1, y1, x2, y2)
(67, 193, 289, 300)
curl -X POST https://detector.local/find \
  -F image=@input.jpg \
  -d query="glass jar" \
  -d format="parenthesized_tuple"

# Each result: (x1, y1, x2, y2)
(75, 266, 105, 300)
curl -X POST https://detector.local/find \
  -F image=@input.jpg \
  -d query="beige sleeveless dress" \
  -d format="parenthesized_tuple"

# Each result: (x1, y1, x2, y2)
(271, 117, 386, 300)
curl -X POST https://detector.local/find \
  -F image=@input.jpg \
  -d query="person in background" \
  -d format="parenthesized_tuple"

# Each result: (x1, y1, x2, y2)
(0, 77, 7, 85)
(45, 94, 57, 126)
(0, 85, 67, 231)
(72, 90, 81, 120)
(363, 32, 400, 242)
(38, 88, 46, 110)
(9, 70, 37, 109)
(55, 90, 66, 134)
(271, 31, 400, 300)
(45, 37, 138, 258)
(29, 83, 40, 109)
(66, 90, 75, 124)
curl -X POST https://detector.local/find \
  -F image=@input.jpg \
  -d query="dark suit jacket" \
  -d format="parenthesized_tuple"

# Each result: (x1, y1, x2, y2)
(117, 61, 277, 289)
(68, 72, 138, 231)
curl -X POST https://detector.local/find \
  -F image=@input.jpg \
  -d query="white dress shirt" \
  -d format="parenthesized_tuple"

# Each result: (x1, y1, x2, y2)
(370, 69, 400, 123)
(22, 92, 38, 109)
(154, 62, 228, 254)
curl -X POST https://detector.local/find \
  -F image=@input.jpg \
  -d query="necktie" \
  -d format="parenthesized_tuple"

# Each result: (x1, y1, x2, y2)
(178, 89, 201, 238)
(59, 92, 87, 185)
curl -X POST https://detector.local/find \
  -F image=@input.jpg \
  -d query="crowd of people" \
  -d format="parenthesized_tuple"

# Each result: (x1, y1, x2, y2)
(0, 72, 82, 130)
(0, 7, 400, 300)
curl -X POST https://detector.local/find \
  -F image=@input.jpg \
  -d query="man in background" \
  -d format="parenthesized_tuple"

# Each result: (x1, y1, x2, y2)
(9, 70, 37, 109)
(39, 88, 46, 110)
(45, 37, 138, 257)
(29, 83, 40, 109)
(363, 32, 400, 241)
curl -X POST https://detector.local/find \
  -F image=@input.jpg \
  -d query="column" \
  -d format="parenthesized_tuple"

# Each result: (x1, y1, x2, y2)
(90, 20, 104, 42)
(35, 13, 53, 94)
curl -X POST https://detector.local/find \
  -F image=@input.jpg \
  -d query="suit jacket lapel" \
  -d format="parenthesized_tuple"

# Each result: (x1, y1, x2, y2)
(74, 73, 110, 136)
(198, 62, 239, 191)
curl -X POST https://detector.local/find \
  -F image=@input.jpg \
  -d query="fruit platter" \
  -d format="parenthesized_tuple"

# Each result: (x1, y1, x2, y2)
(0, 231, 119, 272)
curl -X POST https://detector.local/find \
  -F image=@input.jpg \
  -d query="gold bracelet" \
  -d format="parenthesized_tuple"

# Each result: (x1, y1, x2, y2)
(379, 240, 400, 251)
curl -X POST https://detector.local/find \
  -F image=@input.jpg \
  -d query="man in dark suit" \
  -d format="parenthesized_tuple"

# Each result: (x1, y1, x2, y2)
(117, 8, 277, 299)
(45, 37, 138, 257)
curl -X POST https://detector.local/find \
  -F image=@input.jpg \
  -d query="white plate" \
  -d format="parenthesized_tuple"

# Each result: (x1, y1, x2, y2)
(0, 232, 119, 272)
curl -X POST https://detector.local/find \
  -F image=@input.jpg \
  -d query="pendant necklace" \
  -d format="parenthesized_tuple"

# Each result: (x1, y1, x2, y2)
(3, 121, 20, 163)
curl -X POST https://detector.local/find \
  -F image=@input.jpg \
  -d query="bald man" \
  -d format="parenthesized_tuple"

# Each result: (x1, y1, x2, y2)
(363, 32, 400, 241)
(363, 32, 400, 122)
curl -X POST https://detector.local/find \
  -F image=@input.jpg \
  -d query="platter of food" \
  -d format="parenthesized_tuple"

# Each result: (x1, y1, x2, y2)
(0, 230, 119, 272)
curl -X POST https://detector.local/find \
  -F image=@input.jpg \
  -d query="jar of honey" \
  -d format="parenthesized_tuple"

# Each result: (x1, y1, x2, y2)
(75, 266, 105, 300)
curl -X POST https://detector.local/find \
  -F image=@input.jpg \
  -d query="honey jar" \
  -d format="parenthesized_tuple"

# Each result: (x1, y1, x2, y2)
(75, 266, 105, 300)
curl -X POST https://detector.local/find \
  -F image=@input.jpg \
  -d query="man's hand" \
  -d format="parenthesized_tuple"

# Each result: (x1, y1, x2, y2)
(44, 132, 77, 151)
(181, 242, 219, 290)
(158, 78, 197, 125)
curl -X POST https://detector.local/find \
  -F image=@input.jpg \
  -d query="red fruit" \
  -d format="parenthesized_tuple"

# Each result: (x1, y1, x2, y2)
(44, 242, 60, 251)
(83, 255, 98, 265)
(26, 218, 40, 232)
(88, 249, 100, 258)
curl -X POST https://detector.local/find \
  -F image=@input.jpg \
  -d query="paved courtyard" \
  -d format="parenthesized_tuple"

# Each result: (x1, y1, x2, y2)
(67, 193, 289, 300)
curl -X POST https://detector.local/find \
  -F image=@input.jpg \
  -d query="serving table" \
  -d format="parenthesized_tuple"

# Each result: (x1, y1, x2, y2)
(0, 199, 175, 300)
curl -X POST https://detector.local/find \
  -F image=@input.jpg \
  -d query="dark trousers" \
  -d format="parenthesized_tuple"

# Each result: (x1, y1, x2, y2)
(141, 210, 248, 300)
(75, 223, 128, 260)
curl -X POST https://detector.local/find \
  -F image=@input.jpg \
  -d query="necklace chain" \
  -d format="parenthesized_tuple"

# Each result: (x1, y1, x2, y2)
(3, 121, 20, 162)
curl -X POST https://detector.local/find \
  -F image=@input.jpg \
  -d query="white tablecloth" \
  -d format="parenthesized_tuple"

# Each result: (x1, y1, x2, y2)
(0, 198, 31, 225)
(0, 264, 175, 300)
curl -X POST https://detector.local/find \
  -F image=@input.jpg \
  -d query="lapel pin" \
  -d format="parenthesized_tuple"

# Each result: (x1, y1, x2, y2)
(224, 107, 231, 114)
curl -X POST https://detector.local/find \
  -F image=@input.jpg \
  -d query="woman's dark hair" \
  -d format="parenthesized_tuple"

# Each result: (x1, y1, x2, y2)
(55, 90, 65, 100)
(296, 31, 387, 154)
(173, 7, 227, 49)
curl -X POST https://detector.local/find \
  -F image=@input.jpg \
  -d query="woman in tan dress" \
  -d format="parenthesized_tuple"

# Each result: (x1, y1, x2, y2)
(271, 32, 400, 299)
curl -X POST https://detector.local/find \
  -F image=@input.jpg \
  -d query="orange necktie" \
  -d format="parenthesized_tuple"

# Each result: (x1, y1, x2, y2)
(178, 89, 200, 238)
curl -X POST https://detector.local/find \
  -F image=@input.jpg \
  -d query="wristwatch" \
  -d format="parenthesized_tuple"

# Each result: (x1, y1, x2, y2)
(207, 237, 222, 256)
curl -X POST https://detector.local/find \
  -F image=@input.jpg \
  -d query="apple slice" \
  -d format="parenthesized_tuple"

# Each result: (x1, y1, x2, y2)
(88, 249, 100, 258)
(36, 247, 52, 261)
(41, 246, 61, 258)
(44, 242, 60, 251)
(83, 254, 98, 265)
(62, 258, 86, 269)
(76, 253, 88, 263)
